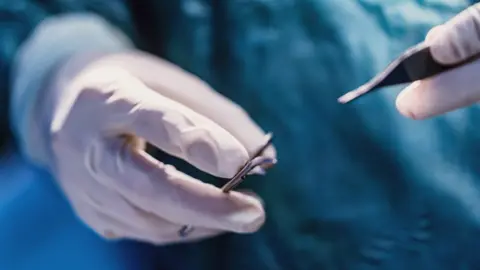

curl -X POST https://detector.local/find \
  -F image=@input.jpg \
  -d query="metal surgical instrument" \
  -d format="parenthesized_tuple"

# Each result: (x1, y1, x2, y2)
(178, 133, 275, 238)
(338, 42, 480, 104)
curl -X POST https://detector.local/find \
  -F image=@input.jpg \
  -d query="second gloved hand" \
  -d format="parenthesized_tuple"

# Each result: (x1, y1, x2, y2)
(396, 3, 480, 119)
(14, 17, 275, 245)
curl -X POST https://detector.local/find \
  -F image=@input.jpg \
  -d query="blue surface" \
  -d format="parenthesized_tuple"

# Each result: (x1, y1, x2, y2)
(0, 150, 161, 270)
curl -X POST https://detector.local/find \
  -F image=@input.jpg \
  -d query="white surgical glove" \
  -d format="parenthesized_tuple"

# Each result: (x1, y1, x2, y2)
(396, 3, 480, 119)
(11, 15, 275, 245)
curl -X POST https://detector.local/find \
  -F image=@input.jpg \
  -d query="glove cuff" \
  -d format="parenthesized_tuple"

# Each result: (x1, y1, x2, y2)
(10, 13, 133, 168)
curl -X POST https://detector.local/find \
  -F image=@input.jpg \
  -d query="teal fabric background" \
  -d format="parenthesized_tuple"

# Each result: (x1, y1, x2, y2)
(2, 0, 480, 269)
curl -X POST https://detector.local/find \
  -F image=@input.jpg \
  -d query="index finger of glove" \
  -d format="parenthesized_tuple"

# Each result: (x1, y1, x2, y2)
(427, 4, 480, 65)
(100, 69, 250, 178)
(99, 53, 276, 160)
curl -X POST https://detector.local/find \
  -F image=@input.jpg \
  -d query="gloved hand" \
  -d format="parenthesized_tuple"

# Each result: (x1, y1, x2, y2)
(396, 3, 480, 119)
(11, 15, 275, 245)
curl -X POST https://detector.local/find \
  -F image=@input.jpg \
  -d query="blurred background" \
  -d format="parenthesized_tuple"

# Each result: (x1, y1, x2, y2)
(1, 1, 480, 269)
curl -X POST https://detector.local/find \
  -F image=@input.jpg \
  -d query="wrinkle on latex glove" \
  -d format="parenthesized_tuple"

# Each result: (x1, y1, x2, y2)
(428, 5, 480, 65)
(66, 66, 249, 179)
(92, 52, 277, 161)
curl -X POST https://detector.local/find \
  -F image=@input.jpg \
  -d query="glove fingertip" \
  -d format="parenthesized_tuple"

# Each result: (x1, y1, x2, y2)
(396, 82, 427, 120)
(236, 206, 266, 233)
(425, 25, 444, 43)
(425, 25, 460, 65)
(262, 144, 277, 160)
(225, 191, 266, 233)
(430, 42, 460, 65)
(241, 210, 266, 233)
